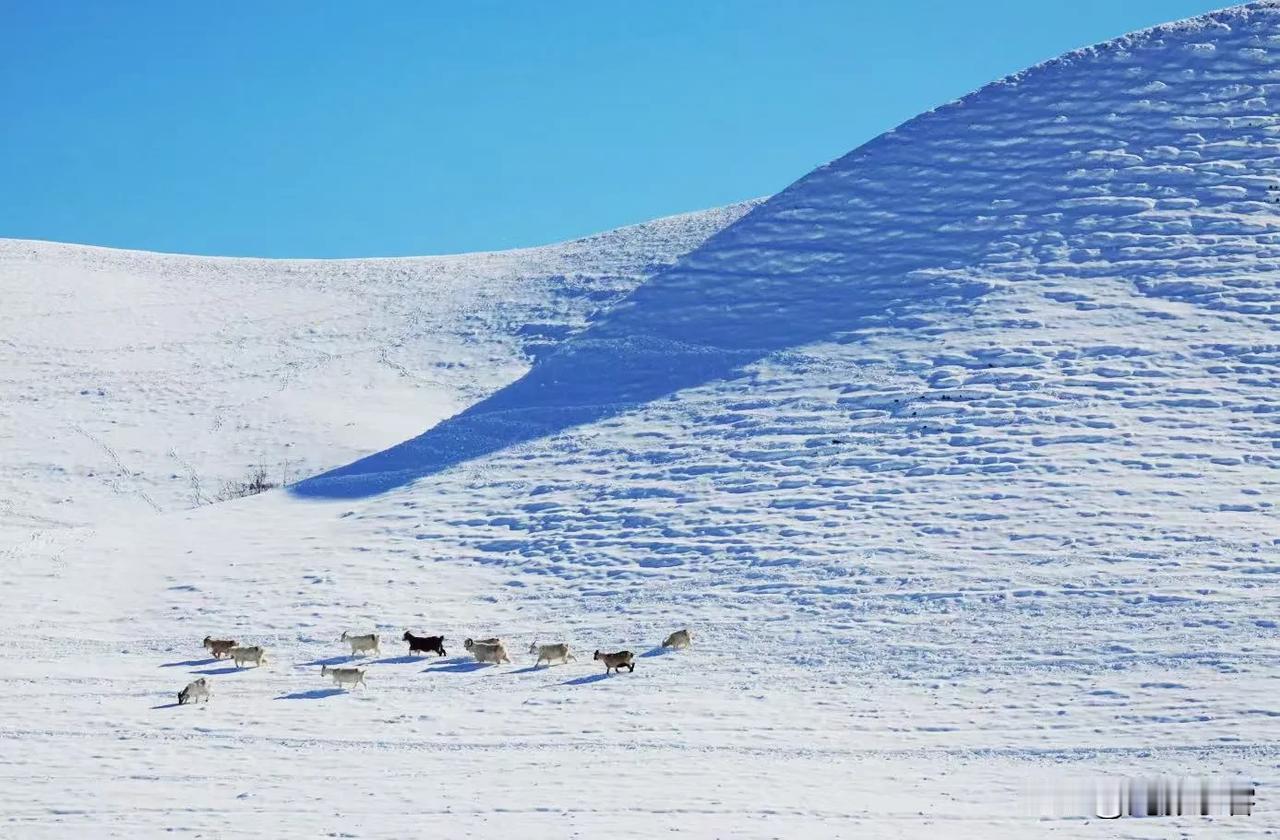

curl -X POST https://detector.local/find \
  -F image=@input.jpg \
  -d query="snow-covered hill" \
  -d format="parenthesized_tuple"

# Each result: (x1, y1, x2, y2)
(0, 201, 755, 539)
(6, 3, 1280, 838)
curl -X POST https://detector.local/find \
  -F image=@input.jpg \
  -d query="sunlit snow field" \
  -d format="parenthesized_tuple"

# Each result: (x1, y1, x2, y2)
(4, 3, 1280, 837)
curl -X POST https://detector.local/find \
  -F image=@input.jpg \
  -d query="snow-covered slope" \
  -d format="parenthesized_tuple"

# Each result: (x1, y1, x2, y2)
(7, 3, 1280, 838)
(0, 201, 756, 538)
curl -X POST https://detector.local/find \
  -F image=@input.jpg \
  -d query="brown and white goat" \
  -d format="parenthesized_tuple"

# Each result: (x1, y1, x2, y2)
(593, 650, 635, 674)
(202, 636, 237, 660)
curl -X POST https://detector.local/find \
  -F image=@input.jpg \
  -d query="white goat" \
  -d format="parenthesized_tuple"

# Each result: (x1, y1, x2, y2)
(464, 638, 510, 665)
(662, 628, 693, 650)
(178, 677, 210, 705)
(228, 645, 266, 668)
(340, 631, 380, 657)
(529, 641, 575, 667)
(321, 664, 367, 690)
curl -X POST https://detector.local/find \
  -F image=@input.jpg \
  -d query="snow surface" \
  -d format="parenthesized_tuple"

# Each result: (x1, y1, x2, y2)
(6, 3, 1280, 837)
(0, 201, 755, 540)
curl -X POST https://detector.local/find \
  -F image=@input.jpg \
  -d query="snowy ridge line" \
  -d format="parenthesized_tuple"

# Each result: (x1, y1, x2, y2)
(0, 199, 763, 264)
(823, 2, 1280, 165)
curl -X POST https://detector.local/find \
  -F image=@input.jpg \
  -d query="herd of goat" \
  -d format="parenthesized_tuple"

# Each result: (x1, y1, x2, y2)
(176, 627, 694, 705)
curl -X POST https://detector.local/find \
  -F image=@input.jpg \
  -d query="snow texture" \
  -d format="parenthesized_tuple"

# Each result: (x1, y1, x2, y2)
(4, 3, 1280, 837)
(0, 202, 756, 539)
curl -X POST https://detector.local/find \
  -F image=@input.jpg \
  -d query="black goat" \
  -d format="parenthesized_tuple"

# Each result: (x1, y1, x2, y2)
(403, 631, 446, 657)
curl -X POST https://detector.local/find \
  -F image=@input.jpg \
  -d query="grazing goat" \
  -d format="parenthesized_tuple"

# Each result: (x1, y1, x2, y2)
(464, 638, 510, 665)
(202, 636, 237, 660)
(662, 628, 693, 650)
(340, 631, 380, 657)
(228, 645, 266, 668)
(528, 641, 575, 667)
(593, 650, 635, 674)
(178, 677, 210, 705)
(403, 631, 446, 657)
(321, 664, 367, 690)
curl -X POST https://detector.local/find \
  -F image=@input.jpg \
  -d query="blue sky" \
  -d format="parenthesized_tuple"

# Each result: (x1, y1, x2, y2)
(2, 1, 1225, 257)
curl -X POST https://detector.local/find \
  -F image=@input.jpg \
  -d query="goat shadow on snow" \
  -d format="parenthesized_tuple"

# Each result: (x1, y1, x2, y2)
(194, 666, 253, 676)
(275, 688, 347, 701)
(639, 646, 674, 659)
(160, 658, 217, 668)
(425, 659, 493, 674)
(508, 664, 552, 675)
(298, 655, 357, 668)
(371, 654, 423, 665)
(560, 673, 613, 686)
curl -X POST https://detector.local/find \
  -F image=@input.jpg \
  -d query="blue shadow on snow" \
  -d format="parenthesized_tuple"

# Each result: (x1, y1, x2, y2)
(194, 666, 250, 676)
(289, 155, 995, 501)
(508, 664, 549, 674)
(297, 655, 356, 668)
(371, 654, 424, 665)
(425, 660, 492, 674)
(276, 688, 346, 701)
(160, 658, 216, 668)
(638, 646, 673, 659)
(560, 673, 612, 686)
